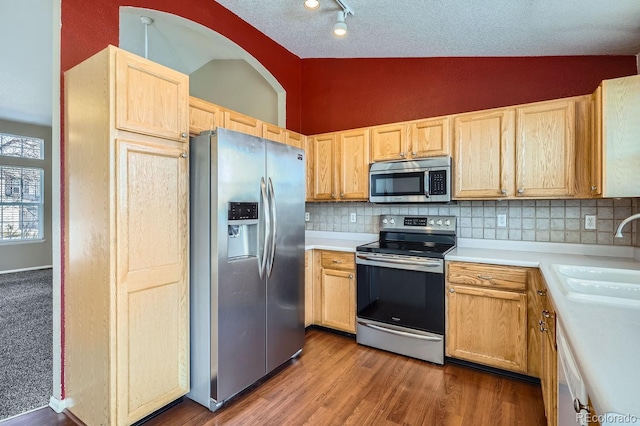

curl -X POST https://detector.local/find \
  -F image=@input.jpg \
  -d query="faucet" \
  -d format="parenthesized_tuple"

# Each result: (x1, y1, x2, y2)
(614, 213, 640, 238)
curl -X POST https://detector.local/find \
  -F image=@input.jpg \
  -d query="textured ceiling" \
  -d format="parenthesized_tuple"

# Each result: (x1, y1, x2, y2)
(215, 0, 640, 58)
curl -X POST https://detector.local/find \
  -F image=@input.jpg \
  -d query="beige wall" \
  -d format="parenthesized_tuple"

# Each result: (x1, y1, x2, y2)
(189, 59, 279, 126)
(0, 119, 52, 272)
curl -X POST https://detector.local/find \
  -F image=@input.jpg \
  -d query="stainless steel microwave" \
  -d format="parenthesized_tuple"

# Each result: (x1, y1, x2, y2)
(369, 157, 452, 203)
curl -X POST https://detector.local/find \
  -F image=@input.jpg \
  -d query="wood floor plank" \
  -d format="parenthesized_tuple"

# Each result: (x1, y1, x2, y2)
(5, 329, 547, 425)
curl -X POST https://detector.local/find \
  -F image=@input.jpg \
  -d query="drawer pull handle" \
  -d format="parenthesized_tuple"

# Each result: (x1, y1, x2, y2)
(539, 320, 547, 332)
(477, 275, 493, 280)
(537, 289, 547, 296)
(349, 274, 353, 279)
(542, 310, 554, 319)
(332, 259, 343, 264)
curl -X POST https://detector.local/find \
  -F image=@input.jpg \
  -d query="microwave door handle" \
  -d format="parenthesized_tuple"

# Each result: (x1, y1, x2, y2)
(424, 170, 430, 198)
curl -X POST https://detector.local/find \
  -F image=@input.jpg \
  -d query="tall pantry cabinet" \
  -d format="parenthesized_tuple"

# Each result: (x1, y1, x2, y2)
(64, 45, 190, 425)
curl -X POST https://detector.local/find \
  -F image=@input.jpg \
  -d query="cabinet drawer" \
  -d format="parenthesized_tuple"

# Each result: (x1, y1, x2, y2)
(448, 262, 527, 292)
(320, 251, 355, 271)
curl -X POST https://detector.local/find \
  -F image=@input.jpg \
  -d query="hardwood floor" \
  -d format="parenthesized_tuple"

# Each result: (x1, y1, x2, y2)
(1, 328, 546, 425)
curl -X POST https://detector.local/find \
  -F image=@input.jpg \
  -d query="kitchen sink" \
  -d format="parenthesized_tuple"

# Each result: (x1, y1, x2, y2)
(551, 264, 640, 307)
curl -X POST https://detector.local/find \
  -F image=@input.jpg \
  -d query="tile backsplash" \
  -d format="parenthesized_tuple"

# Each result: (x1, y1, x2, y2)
(305, 198, 639, 246)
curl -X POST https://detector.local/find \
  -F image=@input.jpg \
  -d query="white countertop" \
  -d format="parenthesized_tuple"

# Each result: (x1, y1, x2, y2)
(449, 238, 640, 420)
(306, 231, 640, 419)
(305, 230, 377, 252)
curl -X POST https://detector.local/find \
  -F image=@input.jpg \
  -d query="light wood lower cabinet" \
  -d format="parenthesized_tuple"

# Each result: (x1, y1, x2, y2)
(305, 250, 313, 327)
(446, 261, 529, 374)
(65, 46, 189, 426)
(534, 273, 557, 426)
(312, 250, 356, 333)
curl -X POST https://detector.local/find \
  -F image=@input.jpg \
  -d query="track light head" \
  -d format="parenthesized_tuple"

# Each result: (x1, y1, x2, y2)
(333, 11, 347, 37)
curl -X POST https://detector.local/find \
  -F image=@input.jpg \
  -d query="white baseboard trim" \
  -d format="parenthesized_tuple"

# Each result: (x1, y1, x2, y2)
(49, 396, 66, 413)
(0, 265, 53, 275)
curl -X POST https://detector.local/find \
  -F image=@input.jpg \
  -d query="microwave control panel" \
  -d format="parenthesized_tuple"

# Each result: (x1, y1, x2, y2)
(429, 170, 447, 195)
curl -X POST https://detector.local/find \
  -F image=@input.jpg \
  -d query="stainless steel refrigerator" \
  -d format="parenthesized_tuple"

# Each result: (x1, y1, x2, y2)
(188, 128, 305, 411)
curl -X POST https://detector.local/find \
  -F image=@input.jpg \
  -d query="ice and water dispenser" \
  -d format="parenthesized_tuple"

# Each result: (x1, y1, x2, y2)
(227, 202, 258, 260)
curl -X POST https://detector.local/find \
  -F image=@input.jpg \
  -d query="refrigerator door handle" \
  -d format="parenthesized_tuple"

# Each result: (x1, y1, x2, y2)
(258, 177, 270, 279)
(266, 177, 277, 277)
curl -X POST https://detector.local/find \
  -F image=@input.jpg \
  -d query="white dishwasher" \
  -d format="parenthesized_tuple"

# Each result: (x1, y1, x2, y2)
(557, 321, 590, 426)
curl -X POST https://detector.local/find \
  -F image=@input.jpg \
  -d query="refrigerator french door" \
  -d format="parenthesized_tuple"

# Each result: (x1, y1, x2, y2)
(188, 128, 305, 411)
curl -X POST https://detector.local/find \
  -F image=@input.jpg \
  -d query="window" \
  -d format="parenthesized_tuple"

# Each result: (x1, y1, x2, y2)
(0, 133, 44, 242)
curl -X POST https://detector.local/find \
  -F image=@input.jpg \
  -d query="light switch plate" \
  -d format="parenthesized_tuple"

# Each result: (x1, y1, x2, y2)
(497, 214, 507, 227)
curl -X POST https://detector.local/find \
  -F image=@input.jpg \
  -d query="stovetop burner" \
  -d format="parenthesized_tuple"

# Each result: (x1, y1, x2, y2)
(356, 215, 457, 259)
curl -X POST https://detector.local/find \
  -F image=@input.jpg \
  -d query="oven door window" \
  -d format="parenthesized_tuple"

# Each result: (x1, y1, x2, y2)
(370, 172, 425, 197)
(356, 264, 444, 335)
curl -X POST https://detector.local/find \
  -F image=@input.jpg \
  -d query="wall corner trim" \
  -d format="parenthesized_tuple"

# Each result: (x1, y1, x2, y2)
(49, 396, 66, 413)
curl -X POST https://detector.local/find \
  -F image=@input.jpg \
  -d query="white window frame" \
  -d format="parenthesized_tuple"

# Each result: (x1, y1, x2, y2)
(0, 133, 45, 243)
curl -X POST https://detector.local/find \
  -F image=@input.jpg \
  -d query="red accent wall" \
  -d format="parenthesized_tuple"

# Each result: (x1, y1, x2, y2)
(300, 56, 638, 135)
(61, 0, 303, 130)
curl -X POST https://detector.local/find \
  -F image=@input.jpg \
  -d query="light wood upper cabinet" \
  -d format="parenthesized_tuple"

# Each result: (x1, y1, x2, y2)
(223, 110, 262, 136)
(447, 261, 529, 374)
(336, 128, 370, 200)
(65, 45, 189, 426)
(305, 136, 314, 201)
(407, 117, 451, 158)
(311, 133, 336, 200)
(515, 99, 575, 197)
(593, 75, 640, 198)
(262, 122, 286, 143)
(115, 49, 189, 142)
(371, 117, 450, 162)
(453, 109, 515, 198)
(309, 129, 370, 202)
(370, 123, 407, 162)
(286, 130, 305, 149)
(189, 96, 222, 136)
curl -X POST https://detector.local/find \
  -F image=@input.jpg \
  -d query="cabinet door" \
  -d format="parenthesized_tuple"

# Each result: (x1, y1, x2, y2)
(286, 130, 305, 149)
(312, 133, 336, 200)
(370, 123, 407, 162)
(304, 251, 313, 327)
(407, 117, 451, 158)
(515, 100, 575, 197)
(320, 268, 356, 333)
(115, 139, 189, 424)
(223, 110, 262, 136)
(262, 123, 287, 143)
(447, 284, 527, 373)
(305, 136, 314, 201)
(336, 129, 370, 200)
(189, 97, 221, 136)
(541, 327, 557, 426)
(115, 49, 189, 142)
(453, 109, 515, 198)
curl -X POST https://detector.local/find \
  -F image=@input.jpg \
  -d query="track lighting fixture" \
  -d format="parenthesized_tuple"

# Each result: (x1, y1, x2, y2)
(304, 0, 320, 10)
(333, 11, 347, 37)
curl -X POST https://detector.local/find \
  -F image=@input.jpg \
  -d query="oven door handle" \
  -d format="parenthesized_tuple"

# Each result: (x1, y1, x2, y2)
(356, 254, 441, 268)
(424, 170, 430, 198)
(358, 321, 442, 341)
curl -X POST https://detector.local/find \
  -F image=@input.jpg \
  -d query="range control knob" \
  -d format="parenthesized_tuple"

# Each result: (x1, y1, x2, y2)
(389, 218, 395, 224)
(445, 219, 451, 226)
(429, 219, 435, 225)
(437, 219, 443, 226)
(382, 218, 388, 224)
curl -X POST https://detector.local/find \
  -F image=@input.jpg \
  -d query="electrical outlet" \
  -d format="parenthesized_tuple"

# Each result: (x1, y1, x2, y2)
(584, 214, 597, 230)
(497, 214, 507, 227)
(305, 212, 310, 222)
(350, 212, 357, 223)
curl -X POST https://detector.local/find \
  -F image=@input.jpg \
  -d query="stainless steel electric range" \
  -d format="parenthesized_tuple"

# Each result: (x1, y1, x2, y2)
(355, 215, 456, 365)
